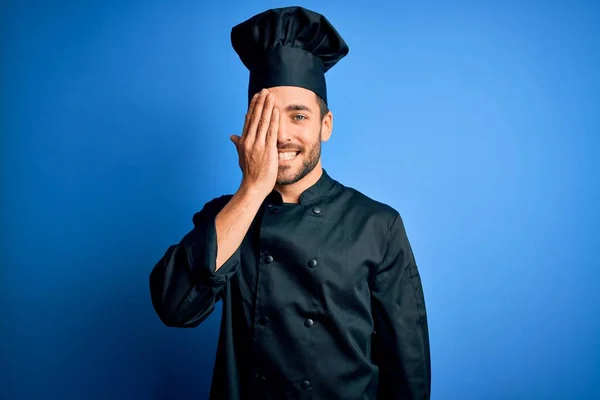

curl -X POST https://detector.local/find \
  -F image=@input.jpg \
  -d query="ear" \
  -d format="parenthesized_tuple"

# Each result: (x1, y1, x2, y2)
(321, 111, 333, 142)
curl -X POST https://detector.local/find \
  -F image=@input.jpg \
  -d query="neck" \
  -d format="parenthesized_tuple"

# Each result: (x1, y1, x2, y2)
(274, 162, 323, 204)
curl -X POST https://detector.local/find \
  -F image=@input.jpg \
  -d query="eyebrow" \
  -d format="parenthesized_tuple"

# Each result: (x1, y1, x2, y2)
(284, 104, 313, 114)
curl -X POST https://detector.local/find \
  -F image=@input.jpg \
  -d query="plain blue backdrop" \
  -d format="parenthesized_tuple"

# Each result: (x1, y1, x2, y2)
(2, 0, 599, 399)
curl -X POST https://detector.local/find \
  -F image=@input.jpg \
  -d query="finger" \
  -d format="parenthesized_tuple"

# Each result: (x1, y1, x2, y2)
(266, 107, 279, 149)
(245, 89, 269, 146)
(241, 92, 260, 140)
(256, 92, 275, 146)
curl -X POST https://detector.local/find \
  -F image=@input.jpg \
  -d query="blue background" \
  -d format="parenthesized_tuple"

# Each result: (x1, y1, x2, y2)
(2, 0, 599, 399)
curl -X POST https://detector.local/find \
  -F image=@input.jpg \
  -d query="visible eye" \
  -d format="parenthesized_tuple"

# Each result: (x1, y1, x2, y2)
(292, 114, 307, 121)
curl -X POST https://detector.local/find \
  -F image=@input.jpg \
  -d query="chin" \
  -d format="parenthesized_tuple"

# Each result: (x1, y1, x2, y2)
(277, 163, 317, 186)
(276, 171, 299, 186)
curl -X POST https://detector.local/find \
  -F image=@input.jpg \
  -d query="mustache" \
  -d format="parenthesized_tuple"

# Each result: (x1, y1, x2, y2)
(277, 145, 302, 151)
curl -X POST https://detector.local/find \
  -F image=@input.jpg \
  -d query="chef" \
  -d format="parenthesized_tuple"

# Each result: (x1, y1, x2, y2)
(150, 6, 431, 399)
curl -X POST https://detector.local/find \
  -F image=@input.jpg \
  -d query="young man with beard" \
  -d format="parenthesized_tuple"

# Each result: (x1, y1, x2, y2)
(149, 6, 431, 400)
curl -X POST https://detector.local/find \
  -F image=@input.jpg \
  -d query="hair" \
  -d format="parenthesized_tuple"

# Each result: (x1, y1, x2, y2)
(316, 93, 329, 119)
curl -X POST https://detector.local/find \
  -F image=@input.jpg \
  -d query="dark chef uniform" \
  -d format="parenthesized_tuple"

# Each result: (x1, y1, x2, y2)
(149, 6, 431, 400)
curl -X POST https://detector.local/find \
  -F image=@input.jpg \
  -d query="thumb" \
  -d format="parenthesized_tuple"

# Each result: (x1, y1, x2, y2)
(230, 135, 240, 145)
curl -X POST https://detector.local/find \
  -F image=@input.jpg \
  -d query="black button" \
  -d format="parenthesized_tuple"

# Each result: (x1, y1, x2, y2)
(255, 373, 267, 381)
(301, 380, 311, 390)
(304, 319, 314, 328)
(265, 255, 273, 263)
(312, 207, 321, 214)
(307, 259, 317, 268)
(259, 316, 269, 325)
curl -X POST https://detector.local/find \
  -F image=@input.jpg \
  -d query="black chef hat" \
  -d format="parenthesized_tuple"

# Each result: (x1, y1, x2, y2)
(231, 6, 349, 105)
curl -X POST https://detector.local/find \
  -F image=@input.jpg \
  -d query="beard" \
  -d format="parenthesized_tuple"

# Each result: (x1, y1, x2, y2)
(276, 128, 322, 186)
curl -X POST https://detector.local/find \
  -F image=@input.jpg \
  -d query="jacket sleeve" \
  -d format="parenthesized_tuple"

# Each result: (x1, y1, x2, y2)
(371, 213, 431, 399)
(149, 195, 241, 328)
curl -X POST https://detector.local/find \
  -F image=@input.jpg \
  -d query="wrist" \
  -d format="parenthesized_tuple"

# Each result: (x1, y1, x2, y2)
(237, 181, 269, 203)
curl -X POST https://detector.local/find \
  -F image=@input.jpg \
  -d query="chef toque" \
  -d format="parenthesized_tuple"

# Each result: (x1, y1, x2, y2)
(231, 6, 349, 105)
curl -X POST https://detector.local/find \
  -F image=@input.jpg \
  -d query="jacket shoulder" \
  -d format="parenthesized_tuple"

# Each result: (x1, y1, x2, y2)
(339, 184, 401, 225)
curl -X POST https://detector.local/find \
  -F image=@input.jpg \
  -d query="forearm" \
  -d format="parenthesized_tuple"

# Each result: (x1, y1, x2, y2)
(376, 304, 431, 399)
(215, 184, 266, 271)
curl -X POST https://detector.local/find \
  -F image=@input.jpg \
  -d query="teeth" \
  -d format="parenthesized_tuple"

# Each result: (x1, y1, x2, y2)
(278, 151, 298, 161)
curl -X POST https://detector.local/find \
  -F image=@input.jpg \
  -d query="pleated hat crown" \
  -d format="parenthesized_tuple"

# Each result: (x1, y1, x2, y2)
(231, 6, 349, 105)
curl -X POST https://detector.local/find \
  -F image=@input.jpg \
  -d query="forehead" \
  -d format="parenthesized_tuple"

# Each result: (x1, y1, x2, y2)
(267, 86, 316, 107)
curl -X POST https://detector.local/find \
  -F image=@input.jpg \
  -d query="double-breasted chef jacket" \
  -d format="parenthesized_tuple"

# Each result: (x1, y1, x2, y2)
(150, 169, 431, 399)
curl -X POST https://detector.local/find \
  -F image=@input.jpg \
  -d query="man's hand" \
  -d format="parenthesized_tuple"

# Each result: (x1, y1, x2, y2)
(230, 88, 280, 197)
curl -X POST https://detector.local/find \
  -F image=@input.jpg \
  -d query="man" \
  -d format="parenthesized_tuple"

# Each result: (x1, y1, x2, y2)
(150, 6, 431, 400)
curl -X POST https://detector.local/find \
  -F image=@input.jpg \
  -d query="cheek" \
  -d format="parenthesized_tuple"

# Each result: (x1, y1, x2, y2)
(301, 121, 323, 140)
(283, 121, 321, 147)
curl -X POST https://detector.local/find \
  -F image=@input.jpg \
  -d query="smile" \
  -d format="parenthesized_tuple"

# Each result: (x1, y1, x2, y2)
(278, 151, 300, 161)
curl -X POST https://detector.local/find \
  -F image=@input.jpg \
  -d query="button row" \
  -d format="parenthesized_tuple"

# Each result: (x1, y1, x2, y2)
(257, 316, 314, 328)
(262, 255, 318, 268)
(265, 205, 322, 215)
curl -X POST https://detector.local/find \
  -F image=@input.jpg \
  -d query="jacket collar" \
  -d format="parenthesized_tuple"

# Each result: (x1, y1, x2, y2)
(265, 168, 337, 205)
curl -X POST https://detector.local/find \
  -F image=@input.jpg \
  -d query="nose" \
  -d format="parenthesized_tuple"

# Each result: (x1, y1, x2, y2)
(276, 118, 292, 142)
